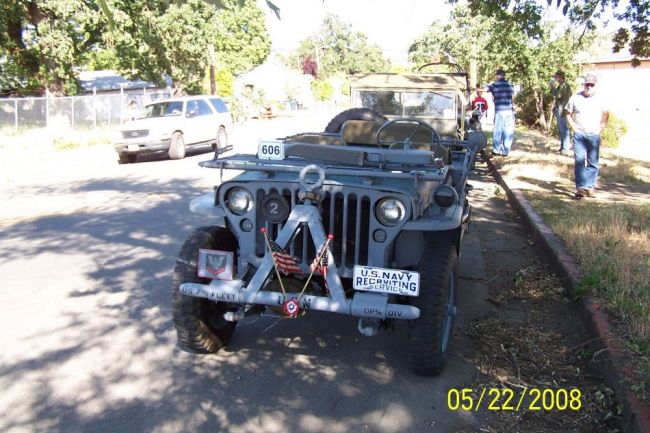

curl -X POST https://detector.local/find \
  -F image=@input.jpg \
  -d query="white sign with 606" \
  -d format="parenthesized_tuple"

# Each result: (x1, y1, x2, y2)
(257, 140, 284, 160)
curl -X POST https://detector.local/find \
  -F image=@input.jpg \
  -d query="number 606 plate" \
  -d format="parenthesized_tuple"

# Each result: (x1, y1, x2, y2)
(257, 140, 284, 160)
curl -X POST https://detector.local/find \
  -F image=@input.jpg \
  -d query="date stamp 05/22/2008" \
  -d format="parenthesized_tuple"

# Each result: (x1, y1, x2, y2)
(447, 388, 583, 412)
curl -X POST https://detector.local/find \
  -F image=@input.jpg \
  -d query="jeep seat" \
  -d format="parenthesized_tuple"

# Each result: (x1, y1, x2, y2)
(341, 120, 450, 164)
(284, 133, 346, 146)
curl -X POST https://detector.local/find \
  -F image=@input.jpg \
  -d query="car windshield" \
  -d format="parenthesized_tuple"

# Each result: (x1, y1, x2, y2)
(354, 90, 455, 119)
(143, 101, 183, 118)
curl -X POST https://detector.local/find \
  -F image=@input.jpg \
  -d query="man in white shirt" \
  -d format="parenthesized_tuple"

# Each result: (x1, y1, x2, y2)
(565, 74, 609, 199)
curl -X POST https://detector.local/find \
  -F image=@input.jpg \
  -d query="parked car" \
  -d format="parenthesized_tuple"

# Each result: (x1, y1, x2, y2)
(113, 96, 232, 163)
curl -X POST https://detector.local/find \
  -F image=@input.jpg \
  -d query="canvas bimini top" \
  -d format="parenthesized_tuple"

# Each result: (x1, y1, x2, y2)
(349, 73, 470, 93)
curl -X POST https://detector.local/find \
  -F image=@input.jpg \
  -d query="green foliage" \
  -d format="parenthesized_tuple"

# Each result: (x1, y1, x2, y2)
(213, 0, 271, 76)
(1, 0, 270, 96)
(215, 67, 234, 97)
(601, 113, 628, 148)
(0, 0, 105, 94)
(411, 4, 590, 131)
(112, 0, 270, 94)
(409, 5, 496, 81)
(229, 86, 265, 122)
(461, 0, 648, 67)
(82, 49, 120, 71)
(291, 14, 390, 78)
(311, 79, 334, 101)
(155, 0, 216, 94)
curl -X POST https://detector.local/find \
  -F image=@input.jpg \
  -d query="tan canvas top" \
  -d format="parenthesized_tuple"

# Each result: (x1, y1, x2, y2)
(349, 73, 469, 92)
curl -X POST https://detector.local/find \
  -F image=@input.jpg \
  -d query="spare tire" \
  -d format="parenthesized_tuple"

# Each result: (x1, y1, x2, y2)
(324, 108, 387, 133)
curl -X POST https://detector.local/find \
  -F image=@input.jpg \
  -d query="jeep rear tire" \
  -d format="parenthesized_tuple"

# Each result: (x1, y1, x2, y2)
(408, 238, 458, 376)
(168, 132, 186, 159)
(324, 108, 387, 133)
(172, 226, 238, 353)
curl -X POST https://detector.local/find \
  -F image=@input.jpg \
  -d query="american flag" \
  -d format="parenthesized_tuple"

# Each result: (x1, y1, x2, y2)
(310, 243, 329, 280)
(269, 238, 302, 275)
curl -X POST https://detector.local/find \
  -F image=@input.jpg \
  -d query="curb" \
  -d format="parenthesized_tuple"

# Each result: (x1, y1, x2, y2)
(482, 150, 650, 433)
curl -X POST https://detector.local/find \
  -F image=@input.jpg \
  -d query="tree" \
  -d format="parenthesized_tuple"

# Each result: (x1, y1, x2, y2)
(0, 0, 270, 96)
(460, 0, 649, 66)
(410, 4, 591, 131)
(291, 14, 390, 78)
(0, 0, 105, 94)
(409, 6, 497, 87)
(212, 0, 271, 76)
(109, 0, 270, 94)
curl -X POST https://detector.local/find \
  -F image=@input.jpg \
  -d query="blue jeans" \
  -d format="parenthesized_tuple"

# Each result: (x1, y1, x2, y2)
(493, 111, 514, 155)
(554, 108, 570, 151)
(573, 132, 600, 190)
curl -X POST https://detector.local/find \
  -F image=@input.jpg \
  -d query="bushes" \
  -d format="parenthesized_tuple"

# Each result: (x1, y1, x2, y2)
(601, 112, 628, 148)
(311, 79, 334, 101)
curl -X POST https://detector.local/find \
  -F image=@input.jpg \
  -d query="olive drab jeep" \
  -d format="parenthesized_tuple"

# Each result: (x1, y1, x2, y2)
(171, 64, 487, 376)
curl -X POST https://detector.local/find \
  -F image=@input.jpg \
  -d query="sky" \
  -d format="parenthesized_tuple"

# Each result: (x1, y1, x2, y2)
(255, 0, 453, 64)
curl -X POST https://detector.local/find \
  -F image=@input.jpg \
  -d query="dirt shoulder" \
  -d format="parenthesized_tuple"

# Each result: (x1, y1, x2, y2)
(479, 127, 649, 431)
(451, 168, 621, 432)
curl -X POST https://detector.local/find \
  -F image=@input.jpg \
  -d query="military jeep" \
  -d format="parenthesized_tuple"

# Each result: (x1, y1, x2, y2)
(171, 65, 486, 376)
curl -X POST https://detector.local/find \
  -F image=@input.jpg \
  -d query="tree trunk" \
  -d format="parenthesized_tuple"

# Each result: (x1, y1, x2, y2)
(534, 89, 547, 131)
(207, 44, 217, 95)
(469, 43, 478, 88)
(28, 1, 65, 95)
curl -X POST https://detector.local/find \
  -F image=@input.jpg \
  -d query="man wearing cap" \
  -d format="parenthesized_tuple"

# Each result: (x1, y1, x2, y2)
(487, 69, 515, 156)
(565, 74, 609, 199)
(549, 70, 573, 154)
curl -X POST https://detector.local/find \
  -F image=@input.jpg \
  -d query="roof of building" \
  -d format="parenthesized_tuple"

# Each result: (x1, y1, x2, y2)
(78, 70, 171, 93)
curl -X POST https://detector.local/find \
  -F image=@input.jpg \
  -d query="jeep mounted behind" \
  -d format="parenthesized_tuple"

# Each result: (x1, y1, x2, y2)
(171, 64, 486, 376)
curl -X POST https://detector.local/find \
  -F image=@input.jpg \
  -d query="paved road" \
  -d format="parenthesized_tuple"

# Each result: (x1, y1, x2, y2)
(0, 111, 547, 432)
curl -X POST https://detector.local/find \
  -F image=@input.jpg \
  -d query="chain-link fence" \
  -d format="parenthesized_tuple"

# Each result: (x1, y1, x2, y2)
(0, 89, 170, 134)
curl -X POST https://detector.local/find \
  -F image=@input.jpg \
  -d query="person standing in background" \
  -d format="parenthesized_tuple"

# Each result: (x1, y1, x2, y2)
(565, 74, 609, 199)
(549, 70, 573, 154)
(123, 99, 140, 123)
(487, 69, 515, 157)
(471, 86, 489, 118)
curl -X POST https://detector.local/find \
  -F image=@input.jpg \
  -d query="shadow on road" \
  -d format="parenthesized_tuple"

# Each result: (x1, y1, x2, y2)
(0, 175, 486, 433)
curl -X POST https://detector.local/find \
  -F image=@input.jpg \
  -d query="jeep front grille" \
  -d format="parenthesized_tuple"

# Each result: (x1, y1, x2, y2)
(254, 187, 372, 272)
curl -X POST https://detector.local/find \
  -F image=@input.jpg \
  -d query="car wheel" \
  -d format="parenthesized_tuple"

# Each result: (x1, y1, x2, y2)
(324, 108, 387, 133)
(118, 154, 137, 164)
(213, 126, 227, 153)
(168, 132, 186, 159)
(407, 236, 458, 376)
(172, 226, 238, 353)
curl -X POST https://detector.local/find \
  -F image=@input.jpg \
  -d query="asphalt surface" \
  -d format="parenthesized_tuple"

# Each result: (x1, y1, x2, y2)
(0, 111, 574, 432)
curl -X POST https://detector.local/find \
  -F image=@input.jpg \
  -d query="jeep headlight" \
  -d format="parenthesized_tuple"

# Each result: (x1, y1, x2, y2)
(432, 185, 458, 207)
(375, 197, 406, 226)
(226, 187, 253, 215)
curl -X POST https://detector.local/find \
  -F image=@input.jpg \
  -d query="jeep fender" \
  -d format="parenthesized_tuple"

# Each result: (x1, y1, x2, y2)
(189, 192, 226, 227)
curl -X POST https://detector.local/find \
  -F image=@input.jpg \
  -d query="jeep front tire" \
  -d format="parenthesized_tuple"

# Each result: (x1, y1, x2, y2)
(172, 226, 238, 353)
(407, 237, 458, 376)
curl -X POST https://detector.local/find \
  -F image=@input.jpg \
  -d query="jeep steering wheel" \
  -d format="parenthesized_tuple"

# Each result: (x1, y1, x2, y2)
(375, 118, 440, 150)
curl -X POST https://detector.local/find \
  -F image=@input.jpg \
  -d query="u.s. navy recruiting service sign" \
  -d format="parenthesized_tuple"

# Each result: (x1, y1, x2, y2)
(353, 265, 420, 297)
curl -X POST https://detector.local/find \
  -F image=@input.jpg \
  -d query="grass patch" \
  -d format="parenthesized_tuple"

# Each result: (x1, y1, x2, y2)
(492, 127, 650, 400)
(52, 130, 113, 151)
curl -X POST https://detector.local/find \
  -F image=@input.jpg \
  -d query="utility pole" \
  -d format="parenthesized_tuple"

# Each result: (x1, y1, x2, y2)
(208, 44, 217, 95)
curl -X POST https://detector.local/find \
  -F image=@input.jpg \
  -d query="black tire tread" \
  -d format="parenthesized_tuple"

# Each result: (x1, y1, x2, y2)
(171, 226, 237, 353)
(324, 108, 387, 133)
(408, 237, 458, 376)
